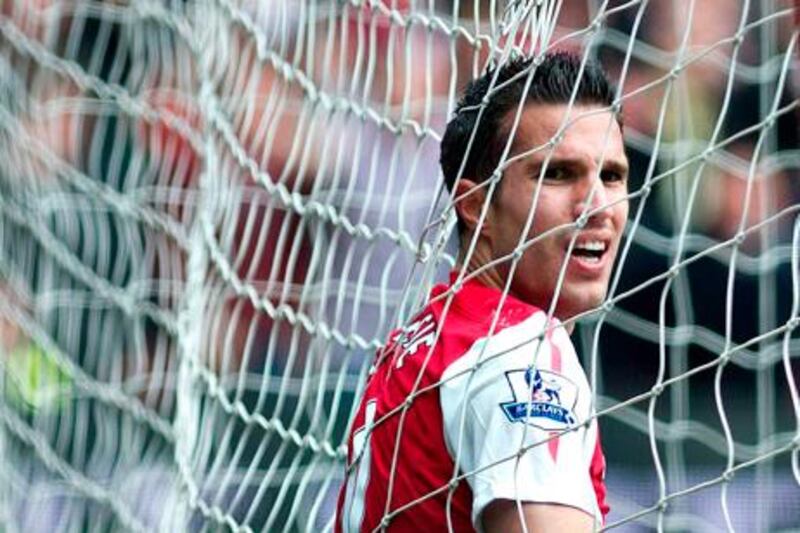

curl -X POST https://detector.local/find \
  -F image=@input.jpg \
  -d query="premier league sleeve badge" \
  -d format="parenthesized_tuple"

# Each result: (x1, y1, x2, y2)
(500, 366, 579, 430)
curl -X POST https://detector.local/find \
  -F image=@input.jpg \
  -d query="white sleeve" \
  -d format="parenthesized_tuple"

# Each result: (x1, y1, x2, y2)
(439, 311, 600, 531)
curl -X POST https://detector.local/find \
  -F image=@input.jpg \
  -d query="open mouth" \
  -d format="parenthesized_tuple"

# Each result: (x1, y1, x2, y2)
(570, 240, 607, 264)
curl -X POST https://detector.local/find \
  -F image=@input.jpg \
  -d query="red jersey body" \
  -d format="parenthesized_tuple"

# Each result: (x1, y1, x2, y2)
(336, 276, 609, 532)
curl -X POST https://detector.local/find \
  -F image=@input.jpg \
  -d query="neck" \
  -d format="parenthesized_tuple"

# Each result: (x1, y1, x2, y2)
(455, 238, 575, 335)
(455, 238, 504, 291)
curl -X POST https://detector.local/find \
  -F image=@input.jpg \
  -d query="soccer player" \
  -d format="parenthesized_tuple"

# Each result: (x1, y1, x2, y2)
(335, 51, 629, 532)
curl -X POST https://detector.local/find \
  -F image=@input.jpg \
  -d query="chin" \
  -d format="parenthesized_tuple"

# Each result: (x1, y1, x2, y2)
(556, 288, 607, 321)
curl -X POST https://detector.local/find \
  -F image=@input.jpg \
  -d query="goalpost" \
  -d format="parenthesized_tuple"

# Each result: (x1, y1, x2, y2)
(0, 0, 798, 531)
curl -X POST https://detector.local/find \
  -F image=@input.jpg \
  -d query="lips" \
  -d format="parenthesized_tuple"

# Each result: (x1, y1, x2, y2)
(572, 239, 606, 263)
(566, 236, 612, 272)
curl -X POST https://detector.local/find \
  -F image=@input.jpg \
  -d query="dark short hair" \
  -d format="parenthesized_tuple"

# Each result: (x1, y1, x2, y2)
(440, 51, 620, 197)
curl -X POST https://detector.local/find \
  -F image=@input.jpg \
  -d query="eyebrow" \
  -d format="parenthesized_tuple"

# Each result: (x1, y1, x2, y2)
(522, 156, 629, 178)
(523, 156, 579, 173)
(601, 159, 629, 176)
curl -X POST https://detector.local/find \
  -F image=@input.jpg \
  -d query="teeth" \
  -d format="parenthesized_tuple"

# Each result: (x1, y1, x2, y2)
(575, 240, 605, 251)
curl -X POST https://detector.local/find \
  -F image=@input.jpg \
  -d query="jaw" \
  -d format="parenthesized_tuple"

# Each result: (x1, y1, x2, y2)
(553, 251, 615, 320)
(461, 233, 617, 321)
(554, 261, 615, 321)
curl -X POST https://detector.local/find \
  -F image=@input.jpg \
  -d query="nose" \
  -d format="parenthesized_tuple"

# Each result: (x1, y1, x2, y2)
(572, 172, 611, 225)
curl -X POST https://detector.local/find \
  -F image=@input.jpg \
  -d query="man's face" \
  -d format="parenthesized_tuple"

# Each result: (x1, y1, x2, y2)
(485, 103, 629, 321)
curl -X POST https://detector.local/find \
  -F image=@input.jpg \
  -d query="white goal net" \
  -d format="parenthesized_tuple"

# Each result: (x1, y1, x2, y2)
(0, 0, 798, 531)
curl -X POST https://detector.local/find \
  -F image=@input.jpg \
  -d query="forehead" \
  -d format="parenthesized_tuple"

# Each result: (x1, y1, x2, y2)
(508, 104, 625, 162)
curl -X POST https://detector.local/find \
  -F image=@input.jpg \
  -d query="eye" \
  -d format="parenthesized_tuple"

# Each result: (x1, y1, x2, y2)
(600, 168, 626, 183)
(542, 166, 569, 181)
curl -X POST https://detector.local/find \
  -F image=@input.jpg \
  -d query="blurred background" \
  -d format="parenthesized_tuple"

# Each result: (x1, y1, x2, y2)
(0, 0, 798, 531)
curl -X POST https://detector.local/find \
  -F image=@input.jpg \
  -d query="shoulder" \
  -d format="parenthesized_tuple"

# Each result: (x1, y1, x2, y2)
(441, 307, 552, 383)
(434, 280, 544, 360)
(439, 309, 588, 424)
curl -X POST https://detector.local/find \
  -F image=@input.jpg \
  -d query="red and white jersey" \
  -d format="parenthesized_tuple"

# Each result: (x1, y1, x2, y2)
(335, 276, 609, 532)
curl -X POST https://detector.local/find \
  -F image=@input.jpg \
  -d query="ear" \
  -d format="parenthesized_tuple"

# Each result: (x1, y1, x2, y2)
(454, 178, 492, 240)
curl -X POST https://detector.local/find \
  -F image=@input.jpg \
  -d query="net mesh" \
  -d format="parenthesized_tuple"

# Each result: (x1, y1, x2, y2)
(0, 0, 798, 531)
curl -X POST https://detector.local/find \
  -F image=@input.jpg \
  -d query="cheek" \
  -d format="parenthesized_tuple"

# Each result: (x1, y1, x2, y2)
(527, 193, 563, 232)
(613, 198, 630, 231)
(501, 202, 535, 244)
